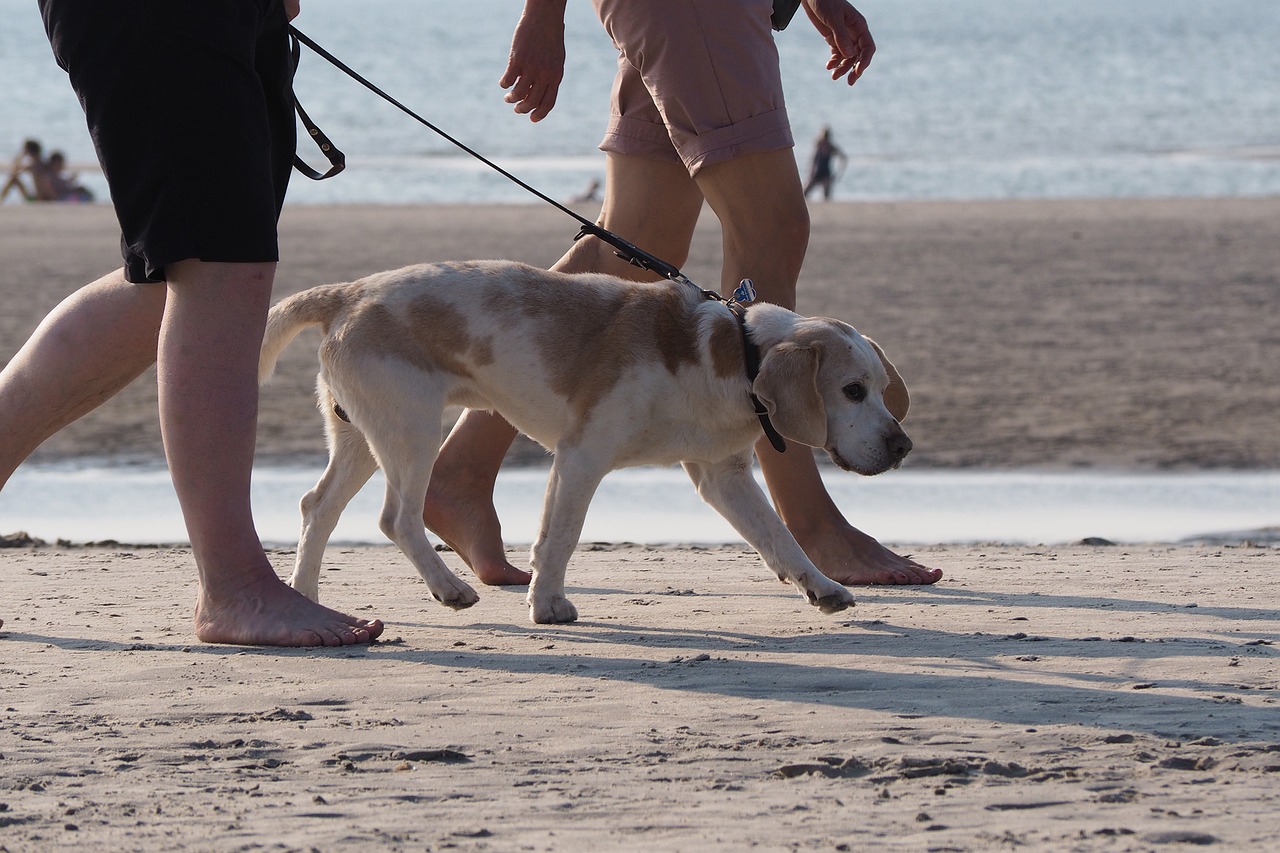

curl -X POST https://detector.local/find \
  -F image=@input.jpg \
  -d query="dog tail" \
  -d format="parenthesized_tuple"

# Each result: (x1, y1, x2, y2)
(258, 282, 361, 385)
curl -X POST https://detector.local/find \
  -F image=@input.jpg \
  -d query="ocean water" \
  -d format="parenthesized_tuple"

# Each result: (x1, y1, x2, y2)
(2, 0, 1278, 205)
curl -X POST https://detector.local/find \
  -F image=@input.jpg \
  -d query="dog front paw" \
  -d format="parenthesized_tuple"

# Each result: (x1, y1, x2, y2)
(429, 577, 480, 610)
(804, 580, 856, 614)
(812, 589, 856, 614)
(529, 595, 578, 624)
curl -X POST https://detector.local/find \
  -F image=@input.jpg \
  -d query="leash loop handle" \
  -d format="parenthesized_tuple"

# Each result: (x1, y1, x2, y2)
(290, 33, 346, 180)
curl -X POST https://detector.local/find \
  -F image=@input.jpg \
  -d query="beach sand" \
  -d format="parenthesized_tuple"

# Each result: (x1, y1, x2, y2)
(3, 197, 1279, 468)
(2, 541, 1277, 849)
(2, 198, 1279, 849)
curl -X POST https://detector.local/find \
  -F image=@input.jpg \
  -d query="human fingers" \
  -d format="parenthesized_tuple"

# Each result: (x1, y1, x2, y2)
(806, 0, 875, 85)
(503, 77, 559, 123)
(834, 20, 875, 84)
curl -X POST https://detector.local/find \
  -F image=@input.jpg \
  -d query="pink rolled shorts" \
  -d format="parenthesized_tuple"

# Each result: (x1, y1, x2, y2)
(592, 0, 794, 176)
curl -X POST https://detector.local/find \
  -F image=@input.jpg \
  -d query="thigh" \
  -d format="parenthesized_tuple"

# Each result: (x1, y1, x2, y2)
(40, 0, 296, 283)
(593, 0, 793, 175)
(554, 153, 705, 279)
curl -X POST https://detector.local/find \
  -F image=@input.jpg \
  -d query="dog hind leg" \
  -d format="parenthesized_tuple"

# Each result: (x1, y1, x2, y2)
(358, 392, 480, 611)
(290, 412, 379, 602)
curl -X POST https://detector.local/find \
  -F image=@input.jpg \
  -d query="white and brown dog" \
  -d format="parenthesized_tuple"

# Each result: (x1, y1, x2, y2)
(259, 260, 912, 624)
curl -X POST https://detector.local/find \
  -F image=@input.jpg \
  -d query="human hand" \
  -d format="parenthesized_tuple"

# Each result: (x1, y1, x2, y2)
(499, 0, 568, 122)
(803, 0, 875, 85)
(285, 0, 300, 21)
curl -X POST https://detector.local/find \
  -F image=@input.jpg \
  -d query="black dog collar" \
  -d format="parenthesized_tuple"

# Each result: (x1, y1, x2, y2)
(728, 301, 787, 454)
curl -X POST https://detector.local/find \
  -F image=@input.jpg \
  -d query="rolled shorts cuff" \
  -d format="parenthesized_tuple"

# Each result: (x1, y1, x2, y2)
(601, 107, 795, 176)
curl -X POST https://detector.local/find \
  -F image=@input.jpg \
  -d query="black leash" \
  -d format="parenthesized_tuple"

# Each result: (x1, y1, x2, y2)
(287, 26, 786, 452)
(290, 34, 346, 180)
(289, 26, 691, 287)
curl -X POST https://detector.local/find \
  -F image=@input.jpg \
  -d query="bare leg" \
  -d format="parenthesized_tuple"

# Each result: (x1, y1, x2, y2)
(158, 260, 383, 645)
(0, 269, 163, 489)
(0, 271, 158, 635)
(696, 150, 941, 585)
(423, 154, 704, 585)
(423, 409, 528, 585)
(0, 265, 384, 641)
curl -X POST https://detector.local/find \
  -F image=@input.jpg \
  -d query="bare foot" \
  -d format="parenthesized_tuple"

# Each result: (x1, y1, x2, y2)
(792, 520, 943, 586)
(422, 487, 532, 586)
(194, 575, 384, 646)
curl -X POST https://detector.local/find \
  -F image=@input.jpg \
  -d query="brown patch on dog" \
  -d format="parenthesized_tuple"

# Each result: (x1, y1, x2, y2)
(708, 313, 743, 380)
(324, 296, 475, 380)
(493, 273, 704, 429)
(408, 295, 479, 377)
(648, 287, 701, 375)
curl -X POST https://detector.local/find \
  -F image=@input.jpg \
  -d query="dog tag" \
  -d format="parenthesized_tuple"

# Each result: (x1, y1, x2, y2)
(732, 279, 757, 304)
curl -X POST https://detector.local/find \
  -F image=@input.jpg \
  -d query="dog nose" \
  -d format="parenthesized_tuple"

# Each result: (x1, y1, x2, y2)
(887, 431, 912, 462)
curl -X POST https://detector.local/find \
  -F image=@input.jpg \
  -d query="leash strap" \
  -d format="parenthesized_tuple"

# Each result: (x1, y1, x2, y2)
(288, 25, 708, 288)
(290, 34, 346, 180)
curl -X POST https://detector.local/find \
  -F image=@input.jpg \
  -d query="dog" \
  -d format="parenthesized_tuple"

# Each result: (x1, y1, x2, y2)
(259, 260, 912, 624)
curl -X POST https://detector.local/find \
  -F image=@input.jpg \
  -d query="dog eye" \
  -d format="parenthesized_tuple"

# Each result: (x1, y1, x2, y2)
(843, 382, 867, 403)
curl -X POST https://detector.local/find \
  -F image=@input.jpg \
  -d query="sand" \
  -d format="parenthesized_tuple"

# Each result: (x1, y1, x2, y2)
(1, 541, 1277, 849)
(3, 197, 1279, 468)
(2, 198, 1279, 850)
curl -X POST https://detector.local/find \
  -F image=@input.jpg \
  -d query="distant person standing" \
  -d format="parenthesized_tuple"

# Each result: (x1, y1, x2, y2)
(803, 126, 847, 201)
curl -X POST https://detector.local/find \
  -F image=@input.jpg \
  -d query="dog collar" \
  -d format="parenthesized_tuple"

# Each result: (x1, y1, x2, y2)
(724, 283, 787, 454)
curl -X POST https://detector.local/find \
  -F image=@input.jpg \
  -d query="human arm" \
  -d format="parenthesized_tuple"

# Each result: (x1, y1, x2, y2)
(801, 0, 875, 85)
(1, 172, 33, 202)
(285, 0, 300, 20)
(499, 0, 567, 123)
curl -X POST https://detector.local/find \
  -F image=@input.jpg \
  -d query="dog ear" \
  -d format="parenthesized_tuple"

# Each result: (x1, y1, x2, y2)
(865, 337, 910, 423)
(754, 342, 828, 448)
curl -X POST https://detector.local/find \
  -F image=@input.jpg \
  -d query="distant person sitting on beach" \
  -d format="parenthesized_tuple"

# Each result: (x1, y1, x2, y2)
(2, 138, 57, 202)
(43, 151, 94, 202)
(568, 177, 601, 203)
(803, 126, 847, 201)
(2, 141, 93, 203)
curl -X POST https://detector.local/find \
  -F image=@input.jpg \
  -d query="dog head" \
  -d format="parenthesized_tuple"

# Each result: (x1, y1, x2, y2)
(752, 318, 912, 475)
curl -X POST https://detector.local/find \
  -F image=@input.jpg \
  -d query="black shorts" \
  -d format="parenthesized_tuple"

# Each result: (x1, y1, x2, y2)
(40, 0, 297, 283)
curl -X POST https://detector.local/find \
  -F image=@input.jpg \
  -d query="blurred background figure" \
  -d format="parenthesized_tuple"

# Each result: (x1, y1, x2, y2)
(2, 139, 94, 202)
(568, 176, 601, 203)
(44, 151, 94, 202)
(803, 126, 847, 201)
(2, 138, 53, 202)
